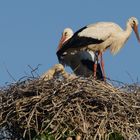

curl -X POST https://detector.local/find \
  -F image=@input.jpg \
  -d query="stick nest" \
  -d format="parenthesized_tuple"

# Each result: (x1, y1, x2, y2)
(0, 65, 140, 140)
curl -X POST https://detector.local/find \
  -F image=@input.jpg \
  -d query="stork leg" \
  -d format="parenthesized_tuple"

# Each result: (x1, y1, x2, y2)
(98, 51, 106, 81)
(93, 52, 98, 79)
(93, 61, 97, 79)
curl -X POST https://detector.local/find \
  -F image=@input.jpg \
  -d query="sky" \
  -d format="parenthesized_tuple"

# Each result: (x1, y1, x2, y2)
(0, 0, 140, 86)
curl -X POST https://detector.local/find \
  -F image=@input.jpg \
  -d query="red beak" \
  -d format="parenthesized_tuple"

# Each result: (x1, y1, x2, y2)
(57, 34, 66, 51)
(133, 24, 140, 43)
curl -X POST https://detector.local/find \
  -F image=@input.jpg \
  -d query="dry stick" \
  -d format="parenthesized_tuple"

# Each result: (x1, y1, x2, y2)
(93, 119, 106, 140)
(23, 106, 36, 138)
(77, 102, 87, 133)
(28, 64, 41, 77)
(42, 106, 63, 134)
(132, 105, 140, 108)
(56, 127, 68, 140)
(35, 109, 39, 135)
(73, 64, 80, 73)
(1, 71, 140, 139)
(95, 80, 118, 93)
(4, 64, 17, 82)
(115, 93, 130, 107)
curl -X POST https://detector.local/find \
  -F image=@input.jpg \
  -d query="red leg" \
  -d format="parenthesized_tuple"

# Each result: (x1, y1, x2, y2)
(93, 62, 97, 79)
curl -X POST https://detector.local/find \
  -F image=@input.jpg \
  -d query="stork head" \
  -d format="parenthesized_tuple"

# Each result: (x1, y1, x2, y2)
(57, 28, 73, 50)
(128, 17, 140, 43)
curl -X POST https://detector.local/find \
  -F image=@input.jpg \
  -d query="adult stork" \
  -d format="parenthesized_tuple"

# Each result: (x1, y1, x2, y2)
(57, 17, 140, 79)
(57, 28, 104, 80)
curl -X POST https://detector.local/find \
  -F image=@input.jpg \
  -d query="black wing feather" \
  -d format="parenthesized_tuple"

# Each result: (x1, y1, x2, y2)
(81, 59, 104, 80)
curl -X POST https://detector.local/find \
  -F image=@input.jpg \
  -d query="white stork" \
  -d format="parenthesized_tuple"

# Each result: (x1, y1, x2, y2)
(57, 28, 104, 80)
(57, 17, 140, 79)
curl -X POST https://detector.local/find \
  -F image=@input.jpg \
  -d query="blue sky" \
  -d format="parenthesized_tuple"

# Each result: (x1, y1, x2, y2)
(0, 0, 140, 86)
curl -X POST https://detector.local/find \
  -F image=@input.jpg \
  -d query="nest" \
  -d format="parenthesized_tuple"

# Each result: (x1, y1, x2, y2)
(0, 64, 140, 140)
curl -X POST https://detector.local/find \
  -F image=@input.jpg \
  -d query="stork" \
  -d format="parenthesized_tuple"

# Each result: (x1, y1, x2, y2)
(57, 28, 104, 80)
(57, 17, 140, 79)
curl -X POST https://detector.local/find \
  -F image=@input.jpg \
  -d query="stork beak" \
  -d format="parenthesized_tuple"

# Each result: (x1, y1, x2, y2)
(133, 24, 140, 43)
(57, 34, 66, 51)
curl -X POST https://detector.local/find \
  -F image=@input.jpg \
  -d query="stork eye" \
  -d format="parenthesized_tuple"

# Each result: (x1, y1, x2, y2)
(64, 32, 67, 36)
(133, 20, 136, 24)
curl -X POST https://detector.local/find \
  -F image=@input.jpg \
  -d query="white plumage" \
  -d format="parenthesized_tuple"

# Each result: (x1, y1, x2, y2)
(79, 22, 123, 40)
(78, 17, 140, 55)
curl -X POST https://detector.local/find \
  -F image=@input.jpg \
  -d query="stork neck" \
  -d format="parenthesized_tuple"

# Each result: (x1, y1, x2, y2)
(124, 23, 133, 39)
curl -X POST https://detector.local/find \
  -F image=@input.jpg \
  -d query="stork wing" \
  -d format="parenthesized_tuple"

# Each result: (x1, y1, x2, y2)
(57, 21, 123, 57)
(81, 60, 104, 80)
(56, 25, 104, 59)
(79, 22, 122, 40)
(58, 23, 123, 61)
